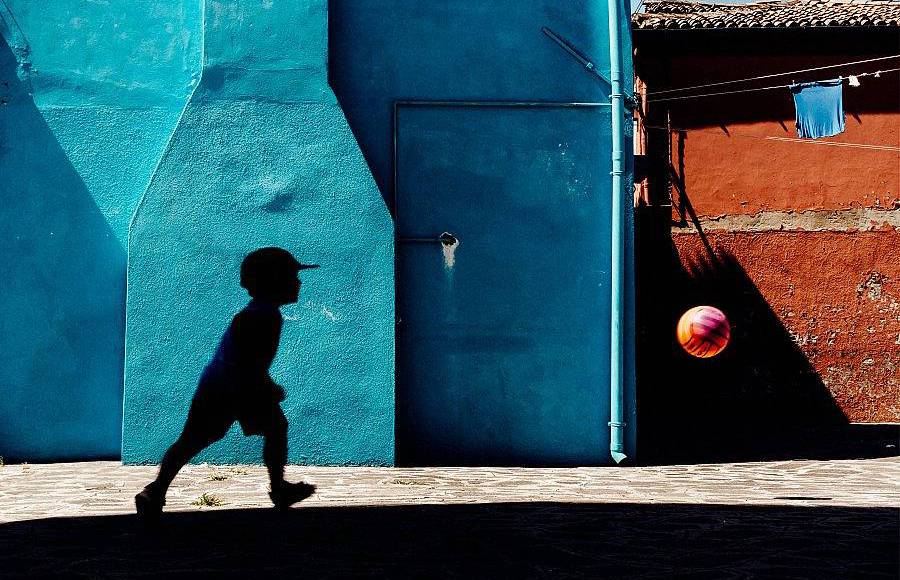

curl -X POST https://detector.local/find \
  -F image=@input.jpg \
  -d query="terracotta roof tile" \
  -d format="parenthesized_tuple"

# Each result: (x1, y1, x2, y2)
(633, 0, 900, 30)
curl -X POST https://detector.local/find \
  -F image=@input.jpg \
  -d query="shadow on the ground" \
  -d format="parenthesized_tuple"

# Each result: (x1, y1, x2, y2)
(695, 423, 900, 464)
(640, 423, 900, 465)
(1, 502, 897, 578)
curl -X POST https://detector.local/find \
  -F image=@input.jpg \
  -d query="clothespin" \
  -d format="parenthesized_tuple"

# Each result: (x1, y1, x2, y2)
(848, 75, 861, 87)
(874, 71, 881, 78)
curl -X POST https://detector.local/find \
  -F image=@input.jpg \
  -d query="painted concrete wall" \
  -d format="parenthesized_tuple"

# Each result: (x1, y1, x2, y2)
(330, 0, 635, 208)
(394, 105, 621, 466)
(666, 56, 899, 424)
(673, 232, 900, 423)
(633, 27, 899, 453)
(124, 0, 635, 466)
(330, 0, 637, 463)
(662, 56, 897, 217)
(0, 1, 199, 460)
(3, 0, 633, 465)
(123, 0, 395, 465)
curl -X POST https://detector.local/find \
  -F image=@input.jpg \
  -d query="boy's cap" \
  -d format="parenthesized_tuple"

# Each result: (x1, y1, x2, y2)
(240, 247, 318, 290)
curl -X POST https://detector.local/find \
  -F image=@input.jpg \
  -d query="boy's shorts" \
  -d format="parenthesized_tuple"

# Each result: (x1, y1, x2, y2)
(235, 397, 284, 436)
(186, 378, 285, 440)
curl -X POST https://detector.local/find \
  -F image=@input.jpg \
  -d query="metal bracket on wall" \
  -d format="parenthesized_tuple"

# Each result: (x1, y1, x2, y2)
(398, 232, 459, 246)
(541, 26, 638, 111)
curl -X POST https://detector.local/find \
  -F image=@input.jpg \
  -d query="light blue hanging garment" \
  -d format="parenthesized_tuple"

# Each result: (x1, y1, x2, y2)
(789, 79, 845, 139)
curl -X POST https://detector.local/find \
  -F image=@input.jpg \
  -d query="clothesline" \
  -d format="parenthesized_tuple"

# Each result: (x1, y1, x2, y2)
(646, 67, 900, 103)
(647, 54, 900, 96)
(641, 124, 900, 152)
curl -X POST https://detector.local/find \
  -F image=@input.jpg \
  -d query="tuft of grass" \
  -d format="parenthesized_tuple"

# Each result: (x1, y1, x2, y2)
(192, 493, 224, 508)
(208, 473, 230, 481)
(0, 456, 4, 467)
(390, 478, 429, 486)
(229, 467, 249, 476)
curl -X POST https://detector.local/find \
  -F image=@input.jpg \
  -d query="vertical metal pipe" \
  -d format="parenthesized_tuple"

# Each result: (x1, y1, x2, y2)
(607, 0, 627, 463)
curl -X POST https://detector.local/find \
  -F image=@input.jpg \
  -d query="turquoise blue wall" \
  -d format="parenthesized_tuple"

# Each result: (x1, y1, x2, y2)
(3, 0, 633, 465)
(394, 104, 619, 465)
(330, 0, 634, 206)
(330, 0, 636, 462)
(0, 1, 199, 460)
(122, 0, 395, 466)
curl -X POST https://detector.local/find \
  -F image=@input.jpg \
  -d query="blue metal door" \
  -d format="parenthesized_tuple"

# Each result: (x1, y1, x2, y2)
(395, 103, 612, 466)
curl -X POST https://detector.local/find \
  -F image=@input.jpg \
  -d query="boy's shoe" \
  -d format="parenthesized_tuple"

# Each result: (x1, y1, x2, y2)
(269, 481, 316, 511)
(135, 484, 165, 521)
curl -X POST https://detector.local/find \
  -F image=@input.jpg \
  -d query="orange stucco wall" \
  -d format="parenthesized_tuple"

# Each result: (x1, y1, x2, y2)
(635, 29, 899, 425)
(658, 51, 899, 217)
(672, 111, 899, 216)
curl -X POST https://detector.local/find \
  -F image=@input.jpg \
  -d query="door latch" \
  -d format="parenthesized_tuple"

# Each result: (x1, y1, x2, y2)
(398, 232, 458, 246)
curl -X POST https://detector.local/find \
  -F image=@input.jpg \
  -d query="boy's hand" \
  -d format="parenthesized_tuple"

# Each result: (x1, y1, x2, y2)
(273, 383, 286, 402)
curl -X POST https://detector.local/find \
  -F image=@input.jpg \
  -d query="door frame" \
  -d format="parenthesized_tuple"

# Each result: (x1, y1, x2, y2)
(391, 101, 611, 463)
(392, 101, 609, 218)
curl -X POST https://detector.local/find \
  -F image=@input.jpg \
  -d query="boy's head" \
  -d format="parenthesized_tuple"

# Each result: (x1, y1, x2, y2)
(240, 247, 318, 304)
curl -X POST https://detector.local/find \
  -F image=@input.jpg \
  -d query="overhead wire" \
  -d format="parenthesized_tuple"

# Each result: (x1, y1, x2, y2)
(647, 54, 900, 96)
(646, 67, 900, 102)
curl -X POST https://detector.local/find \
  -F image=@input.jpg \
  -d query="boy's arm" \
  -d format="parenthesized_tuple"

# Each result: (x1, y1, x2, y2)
(230, 309, 284, 397)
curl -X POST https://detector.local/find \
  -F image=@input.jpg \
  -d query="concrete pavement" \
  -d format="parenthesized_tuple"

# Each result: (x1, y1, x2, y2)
(1, 458, 898, 577)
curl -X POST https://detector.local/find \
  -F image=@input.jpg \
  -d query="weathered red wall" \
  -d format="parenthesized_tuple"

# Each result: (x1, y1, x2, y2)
(646, 50, 899, 215)
(674, 232, 900, 423)
(635, 28, 900, 426)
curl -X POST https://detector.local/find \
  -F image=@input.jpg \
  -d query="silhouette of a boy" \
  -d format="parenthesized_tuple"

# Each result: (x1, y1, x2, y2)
(135, 247, 318, 519)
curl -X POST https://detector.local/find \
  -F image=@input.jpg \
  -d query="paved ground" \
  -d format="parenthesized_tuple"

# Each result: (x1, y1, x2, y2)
(1, 459, 898, 578)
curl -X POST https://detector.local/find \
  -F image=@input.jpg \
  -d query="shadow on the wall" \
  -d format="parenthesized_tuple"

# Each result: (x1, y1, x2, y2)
(635, 205, 898, 464)
(0, 38, 124, 460)
(1, 502, 897, 577)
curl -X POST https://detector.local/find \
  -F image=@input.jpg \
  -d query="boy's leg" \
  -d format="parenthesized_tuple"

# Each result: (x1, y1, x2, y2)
(261, 408, 289, 491)
(137, 401, 230, 517)
(260, 406, 315, 509)
(153, 426, 224, 494)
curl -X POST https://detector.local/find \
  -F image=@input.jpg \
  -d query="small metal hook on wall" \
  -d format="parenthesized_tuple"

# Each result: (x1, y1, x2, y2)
(398, 232, 459, 245)
(439, 232, 458, 246)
